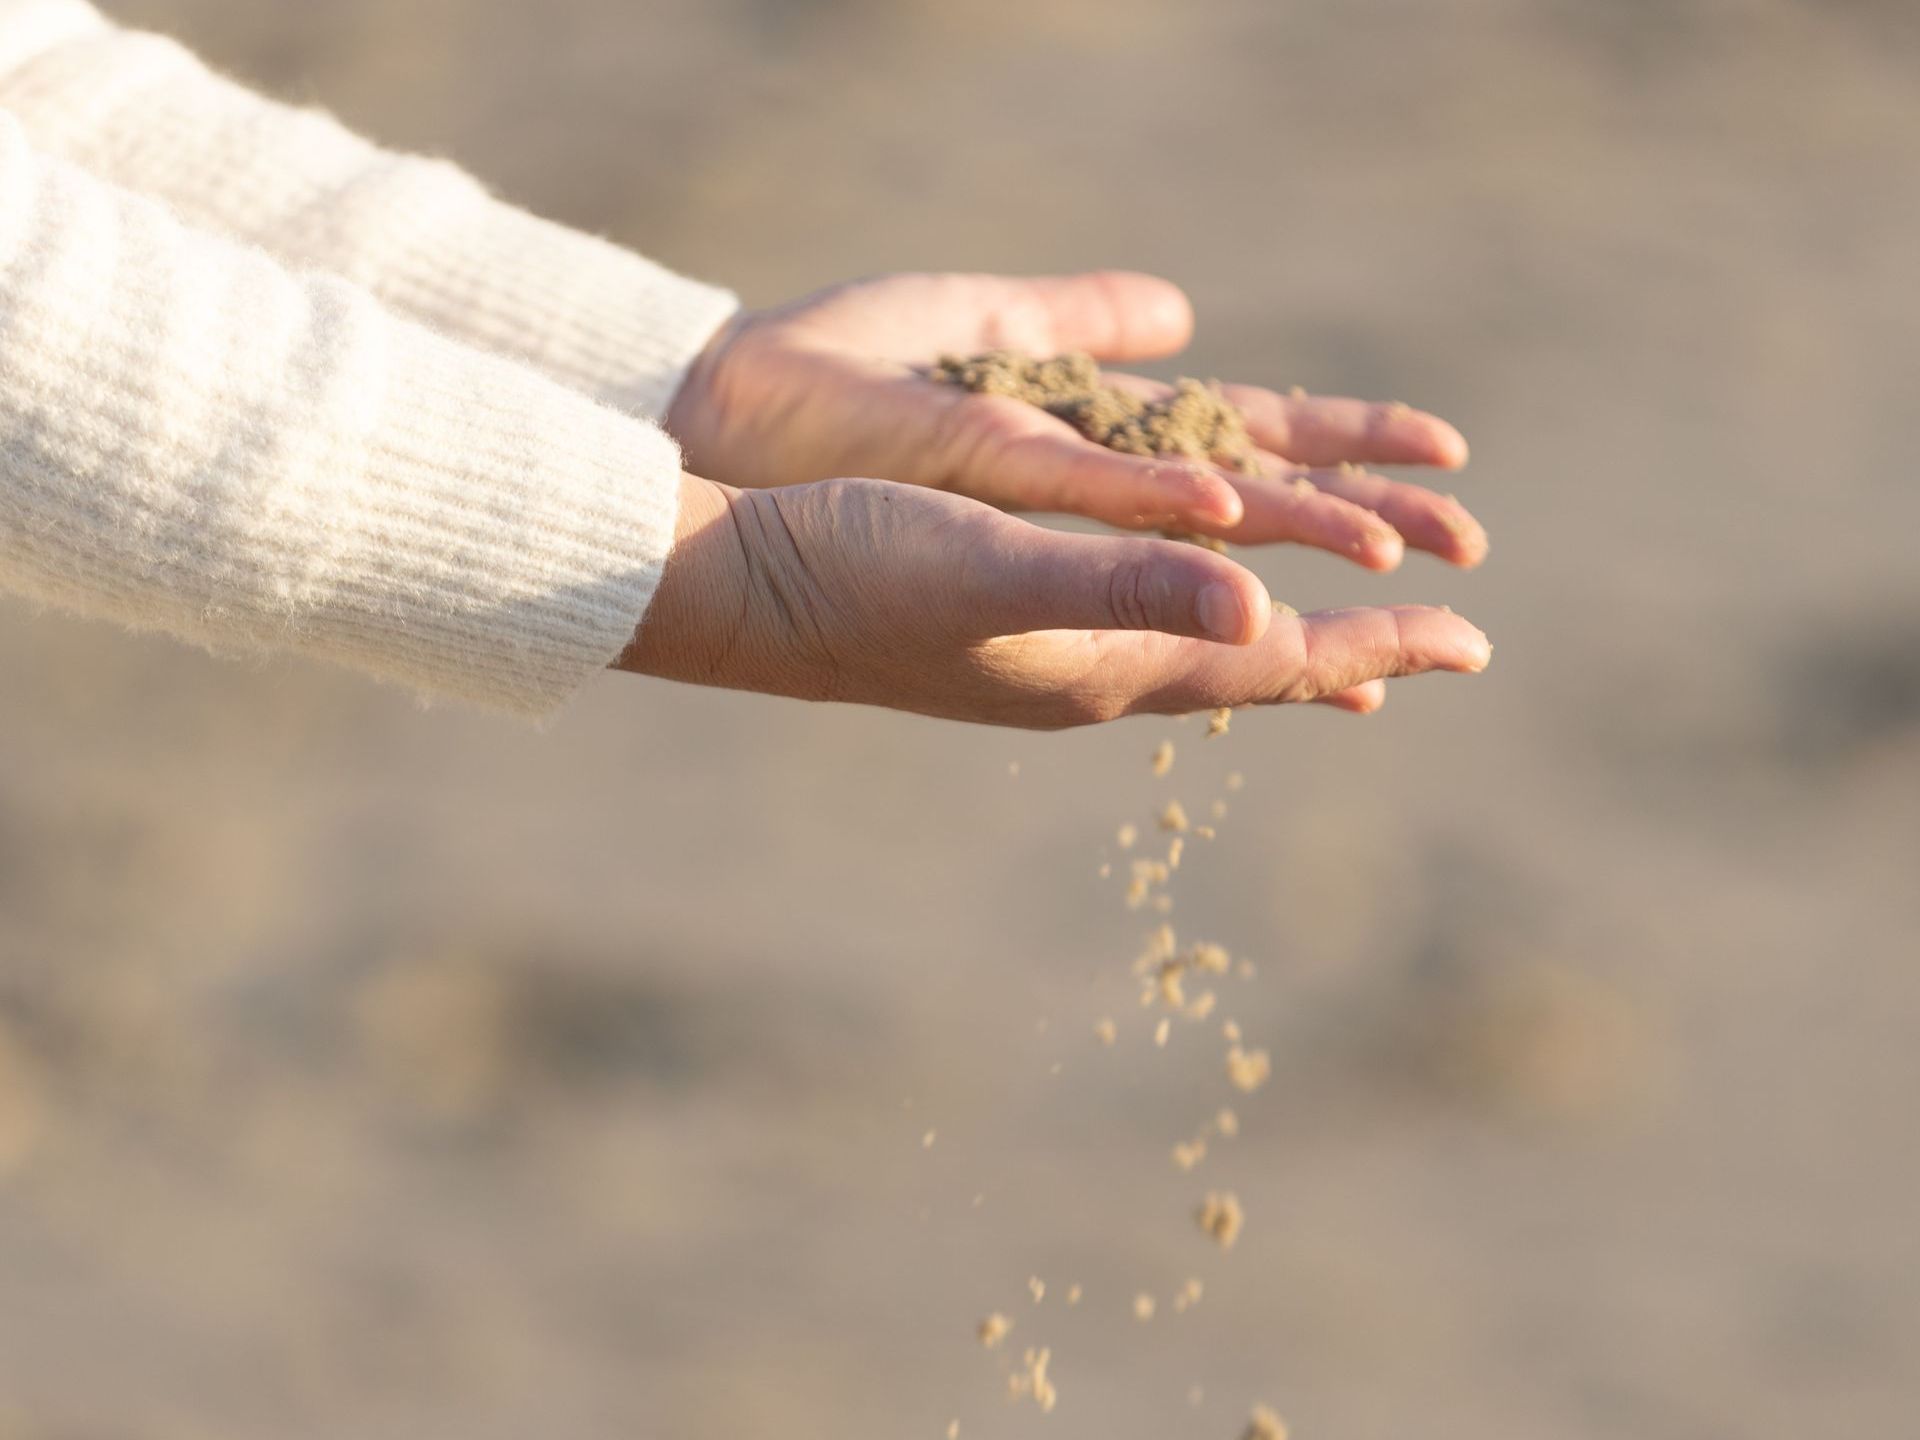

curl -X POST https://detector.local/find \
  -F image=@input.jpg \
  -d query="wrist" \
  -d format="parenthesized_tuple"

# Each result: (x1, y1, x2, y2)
(663, 307, 755, 481)
(616, 472, 747, 681)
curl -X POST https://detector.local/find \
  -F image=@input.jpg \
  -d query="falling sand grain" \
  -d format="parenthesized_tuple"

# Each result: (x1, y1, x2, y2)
(1226, 1045, 1272, 1093)
(1198, 1191, 1245, 1249)
(1008, 1346, 1058, 1413)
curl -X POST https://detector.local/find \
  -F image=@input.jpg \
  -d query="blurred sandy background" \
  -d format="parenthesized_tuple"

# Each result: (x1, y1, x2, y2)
(2, 1, 1917, 1436)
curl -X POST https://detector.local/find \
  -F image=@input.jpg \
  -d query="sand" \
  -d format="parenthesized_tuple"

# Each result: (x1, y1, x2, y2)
(932, 350, 1259, 548)
(931, 351, 1260, 476)
(5, 4, 1915, 1439)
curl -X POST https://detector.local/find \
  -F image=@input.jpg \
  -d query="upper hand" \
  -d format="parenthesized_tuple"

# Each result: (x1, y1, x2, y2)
(666, 271, 1487, 571)
(620, 474, 1490, 730)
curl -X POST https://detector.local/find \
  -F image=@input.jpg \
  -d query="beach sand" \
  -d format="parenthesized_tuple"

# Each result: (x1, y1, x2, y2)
(1, 1, 1917, 1436)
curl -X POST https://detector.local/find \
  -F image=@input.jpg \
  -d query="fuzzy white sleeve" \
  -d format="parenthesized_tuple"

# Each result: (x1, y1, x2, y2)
(0, 0, 738, 420)
(0, 109, 683, 716)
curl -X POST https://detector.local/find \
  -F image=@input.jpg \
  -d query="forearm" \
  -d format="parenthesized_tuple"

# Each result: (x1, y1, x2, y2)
(0, 111, 683, 716)
(0, 0, 737, 419)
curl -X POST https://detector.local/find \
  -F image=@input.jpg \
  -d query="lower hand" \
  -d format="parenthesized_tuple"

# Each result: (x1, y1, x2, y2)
(666, 271, 1488, 571)
(620, 474, 1491, 729)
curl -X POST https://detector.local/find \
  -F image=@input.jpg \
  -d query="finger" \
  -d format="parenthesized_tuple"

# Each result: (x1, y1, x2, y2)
(1313, 680, 1388, 714)
(1259, 606, 1490, 703)
(966, 521, 1273, 645)
(1100, 604, 1489, 713)
(982, 271, 1195, 362)
(980, 414, 1245, 530)
(1135, 451, 1483, 570)
(1304, 462, 1489, 568)
(1223, 385, 1470, 470)
(1217, 463, 1408, 571)
(1087, 377, 1467, 568)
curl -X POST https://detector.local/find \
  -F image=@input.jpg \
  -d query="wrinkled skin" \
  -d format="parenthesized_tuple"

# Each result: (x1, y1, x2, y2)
(622, 475, 1490, 730)
(632, 270, 1491, 727)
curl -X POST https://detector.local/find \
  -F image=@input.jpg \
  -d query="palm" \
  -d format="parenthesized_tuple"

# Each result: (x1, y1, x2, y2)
(667, 271, 1488, 571)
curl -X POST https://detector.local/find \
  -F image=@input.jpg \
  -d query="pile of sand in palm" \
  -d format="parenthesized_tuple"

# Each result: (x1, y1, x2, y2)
(932, 351, 1260, 477)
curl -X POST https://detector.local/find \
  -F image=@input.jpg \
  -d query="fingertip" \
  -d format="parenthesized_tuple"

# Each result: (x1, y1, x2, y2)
(1155, 461, 1243, 529)
(1441, 504, 1491, 568)
(1466, 628, 1493, 671)
(1244, 577, 1275, 643)
(1356, 528, 1407, 572)
(1389, 606, 1492, 673)
(1451, 533, 1491, 570)
(1195, 566, 1271, 645)
(1431, 422, 1471, 470)
(1072, 270, 1194, 358)
(1129, 272, 1196, 351)
(1198, 470, 1245, 527)
(1436, 615, 1493, 672)
(1316, 680, 1388, 714)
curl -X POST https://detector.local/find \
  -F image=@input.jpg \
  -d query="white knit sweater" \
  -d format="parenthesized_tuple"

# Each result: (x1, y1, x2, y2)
(0, 0, 741, 714)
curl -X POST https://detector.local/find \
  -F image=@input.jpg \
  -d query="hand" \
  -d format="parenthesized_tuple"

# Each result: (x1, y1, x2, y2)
(620, 474, 1491, 729)
(666, 271, 1487, 571)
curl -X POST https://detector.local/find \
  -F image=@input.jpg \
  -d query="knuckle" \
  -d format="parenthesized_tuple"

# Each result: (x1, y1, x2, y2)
(1076, 687, 1132, 727)
(1104, 561, 1159, 632)
(1036, 692, 1116, 730)
(1267, 618, 1320, 705)
(1030, 710, 1087, 733)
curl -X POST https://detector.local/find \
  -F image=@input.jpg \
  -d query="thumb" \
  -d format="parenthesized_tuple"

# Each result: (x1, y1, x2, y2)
(959, 520, 1273, 644)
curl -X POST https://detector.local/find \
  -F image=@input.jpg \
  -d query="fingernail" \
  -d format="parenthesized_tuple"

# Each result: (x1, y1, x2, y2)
(1197, 581, 1246, 642)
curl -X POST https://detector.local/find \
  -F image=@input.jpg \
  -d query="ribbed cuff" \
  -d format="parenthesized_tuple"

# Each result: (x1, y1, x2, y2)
(317, 319, 686, 716)
(0, 0, 741, 421)
(325, 162, 741, 421)
(0, 97, 685, 720)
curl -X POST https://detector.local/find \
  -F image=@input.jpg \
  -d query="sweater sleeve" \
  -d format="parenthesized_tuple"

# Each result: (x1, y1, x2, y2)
(0, 108, 683, 716)
(0, 0, 738, 420)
